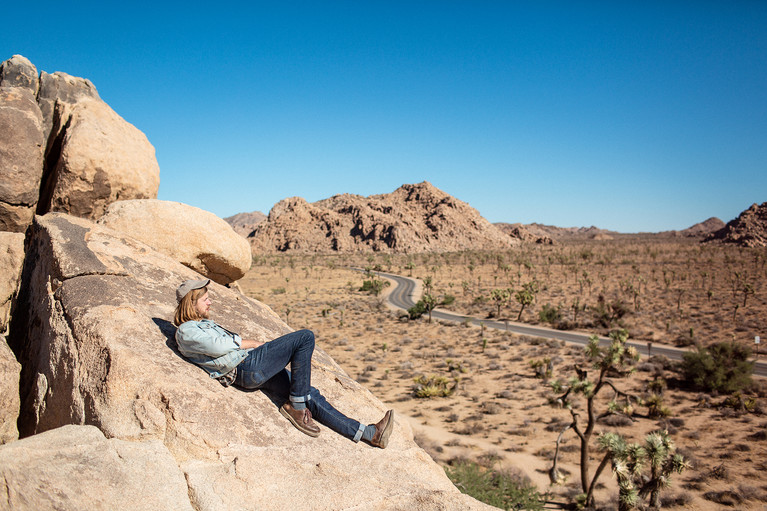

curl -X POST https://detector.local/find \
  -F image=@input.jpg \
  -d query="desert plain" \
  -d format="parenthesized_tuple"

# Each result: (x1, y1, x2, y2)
(238, 235, 767, 510)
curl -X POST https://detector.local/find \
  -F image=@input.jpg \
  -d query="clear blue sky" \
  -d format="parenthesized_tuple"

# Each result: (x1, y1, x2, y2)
(4, 1, 766, 232)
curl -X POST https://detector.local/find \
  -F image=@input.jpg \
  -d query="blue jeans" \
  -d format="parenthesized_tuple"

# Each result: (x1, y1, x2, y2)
(233, 329, 365, 441)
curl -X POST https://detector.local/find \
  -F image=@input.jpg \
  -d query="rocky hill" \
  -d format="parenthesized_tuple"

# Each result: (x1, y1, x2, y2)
(705, 202, 767, 247)
(224, 210, 266, 237)
(248, 181, 520, 253)
(677, 216, 724, 238)
(494, 223, 554, 244)
(497, 222, 617, 241)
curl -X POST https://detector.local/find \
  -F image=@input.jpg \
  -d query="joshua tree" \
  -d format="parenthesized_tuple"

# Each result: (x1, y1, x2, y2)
(490, 288, 511, 318)
(514, 281, 538, 321)
(598, 430, 689, 510)
(408, 278, 455, 323)
(548, 329, 640, 508)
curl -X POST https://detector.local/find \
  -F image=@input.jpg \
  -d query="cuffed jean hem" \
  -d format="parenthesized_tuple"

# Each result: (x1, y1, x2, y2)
(352, 423, 366, 442)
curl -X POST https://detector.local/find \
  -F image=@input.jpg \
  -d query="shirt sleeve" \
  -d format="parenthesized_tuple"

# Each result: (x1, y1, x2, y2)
(176, 321, 242, 358)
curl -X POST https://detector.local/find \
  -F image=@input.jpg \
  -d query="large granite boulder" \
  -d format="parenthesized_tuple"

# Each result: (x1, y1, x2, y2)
(38, 98, 160, 220)
(0, 87, 45, 232)
(37, 70, 99, 137)
(98, 199, 252, 285)
(0, 424, 194, 510)
(0, 232, 25, 444)
(8, 212, 490, 510)
(0, 55, 39, 92)
(0, 336, 20, 444)
(0, 54, 160, 233)
(1, 231, 26, 333)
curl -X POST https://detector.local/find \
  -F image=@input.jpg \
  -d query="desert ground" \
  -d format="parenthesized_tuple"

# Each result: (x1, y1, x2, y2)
(237, 238, 767, 510)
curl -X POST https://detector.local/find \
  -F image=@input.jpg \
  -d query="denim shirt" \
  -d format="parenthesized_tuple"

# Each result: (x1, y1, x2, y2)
(175, 319, 250, 378)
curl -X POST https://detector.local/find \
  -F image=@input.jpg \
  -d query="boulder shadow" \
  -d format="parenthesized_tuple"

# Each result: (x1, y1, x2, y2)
(152, 317, 187, 362)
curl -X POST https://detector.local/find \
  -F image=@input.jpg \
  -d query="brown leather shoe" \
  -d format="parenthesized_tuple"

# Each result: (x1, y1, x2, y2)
(280, 402, 320, 437)
(370, 409, 394, 448)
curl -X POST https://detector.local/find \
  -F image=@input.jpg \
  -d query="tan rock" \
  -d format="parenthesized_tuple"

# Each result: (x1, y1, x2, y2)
(249, 181, 518, 253)
(9, 212, 492, 510)
(0, 87, 45, 232)
(37, 98, 160, 220)
(0, 424, 194, 510)
(37, 70, 100, 137)
(0, 55, 39, 92)
(0, 336, 20, 444)
(98, 199, 252, 285)
(0, 232, 25, 333)
(224, 210, 267, 237)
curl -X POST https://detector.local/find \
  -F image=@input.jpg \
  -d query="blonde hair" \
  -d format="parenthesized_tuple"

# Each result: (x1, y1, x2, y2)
(173, 286, 208, 326)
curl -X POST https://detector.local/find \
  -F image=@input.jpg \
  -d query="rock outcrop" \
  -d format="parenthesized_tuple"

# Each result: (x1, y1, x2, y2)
(0, 424, 194, 511)
(249, 181, 518, 253)
(39, 97, 160, 219)
(0, 232, 24, 444)
(224, 210, 267, 237)
(98, 199, 252, 285)
(0, 336, 20, 444)
(1, 232, 25, 334)
(5, 212, 491, 510)
(679, 217, 725, 237)
(0, 54, 159, 232)
(705, 203, 767, 248)
(495, 223, 554, 244)
(0, 74, 45, 232)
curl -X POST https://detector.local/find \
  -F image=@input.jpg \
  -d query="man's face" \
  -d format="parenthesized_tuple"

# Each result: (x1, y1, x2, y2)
(195, 291, 211, 319)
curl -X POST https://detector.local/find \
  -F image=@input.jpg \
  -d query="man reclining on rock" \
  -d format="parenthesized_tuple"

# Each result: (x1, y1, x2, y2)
(173, 279, 394, 447)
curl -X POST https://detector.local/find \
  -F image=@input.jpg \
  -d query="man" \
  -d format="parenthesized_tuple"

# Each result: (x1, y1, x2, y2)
(173, 278, 394, 447)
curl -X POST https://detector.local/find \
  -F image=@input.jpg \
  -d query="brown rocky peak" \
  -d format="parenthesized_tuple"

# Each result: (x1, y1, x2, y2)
(224, 210, 267, 237)
(705, 202, 767, 247)
(680, 217, 725, 237)
(248, 182, 518, 253)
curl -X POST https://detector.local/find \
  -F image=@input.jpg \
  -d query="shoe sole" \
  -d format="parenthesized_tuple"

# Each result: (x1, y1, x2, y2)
(376, 410, 395, 448)
(280, 406, 320, 437)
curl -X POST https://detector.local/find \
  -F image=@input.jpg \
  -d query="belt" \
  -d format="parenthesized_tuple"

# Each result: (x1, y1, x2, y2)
(216, 367, 237, 387)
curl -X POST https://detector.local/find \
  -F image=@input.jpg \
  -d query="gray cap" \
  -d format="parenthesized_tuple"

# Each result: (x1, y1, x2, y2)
(176, 279, 210, 303)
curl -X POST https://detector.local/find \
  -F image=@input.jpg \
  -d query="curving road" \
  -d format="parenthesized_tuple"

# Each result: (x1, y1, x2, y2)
(374, 270, 767, 377)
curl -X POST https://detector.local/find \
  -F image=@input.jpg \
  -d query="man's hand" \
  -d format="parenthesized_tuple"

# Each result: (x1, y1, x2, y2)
(240, 339, 265, 349)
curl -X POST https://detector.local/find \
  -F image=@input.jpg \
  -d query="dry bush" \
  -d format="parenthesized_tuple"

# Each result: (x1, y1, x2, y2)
(704, 489, 743, 506)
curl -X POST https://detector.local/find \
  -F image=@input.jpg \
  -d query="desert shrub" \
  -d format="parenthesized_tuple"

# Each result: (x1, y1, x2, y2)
(660, 491, 693, 507)
(445, 459, 546, 511)
(681, 342, 754, 394)
(359, 278, 389, 296)
(721, 392, 759, 413)
(591, 295, 629, 328)
(407, 300, 428, 319)
(703, 489, 743, 506)
(529, 357, 552, 379)
(646, 394, 672, 419)
(538, 303, 561, 325)
(412, 375, 457, 398)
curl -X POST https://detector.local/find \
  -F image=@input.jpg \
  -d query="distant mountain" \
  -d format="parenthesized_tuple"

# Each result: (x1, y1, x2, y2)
(224, 211, 266, 237)
(494, 223, 554, 244)
(496, 222, 617, 241)
(247, 181, 519, 253)
(705, 203, 767, 247)
(676, 217, 725, 237)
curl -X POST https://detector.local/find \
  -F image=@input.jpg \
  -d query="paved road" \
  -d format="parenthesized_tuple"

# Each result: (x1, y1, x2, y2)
(374, 270, 767, 377)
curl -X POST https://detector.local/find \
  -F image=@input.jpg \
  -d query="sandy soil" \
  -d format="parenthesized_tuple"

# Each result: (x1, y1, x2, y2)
(238, 240, 767, 510)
